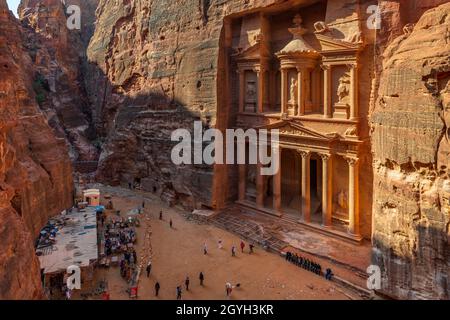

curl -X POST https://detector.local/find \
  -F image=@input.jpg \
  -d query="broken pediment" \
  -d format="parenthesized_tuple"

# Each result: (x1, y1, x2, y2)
(233, 34, 271, 61)
(315, 33, 360, 54)
(256, 120, 339, 141)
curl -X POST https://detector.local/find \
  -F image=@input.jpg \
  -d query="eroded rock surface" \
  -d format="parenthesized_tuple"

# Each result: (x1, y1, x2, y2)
(18, 0, 99, 162)
(0, 0, 73, 299)
(371, 1, 450, 299)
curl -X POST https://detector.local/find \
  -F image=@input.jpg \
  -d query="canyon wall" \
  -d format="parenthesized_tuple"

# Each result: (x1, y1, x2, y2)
(371, 1, 450, 299)
(0, 0, 73, 299)
(17, 0, 99, 162)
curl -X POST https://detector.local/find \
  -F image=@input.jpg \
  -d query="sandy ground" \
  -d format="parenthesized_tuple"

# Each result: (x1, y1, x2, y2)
(89, 186, 356, 300)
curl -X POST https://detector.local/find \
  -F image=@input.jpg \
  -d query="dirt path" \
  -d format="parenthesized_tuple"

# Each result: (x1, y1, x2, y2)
(92, 185, 357, 300)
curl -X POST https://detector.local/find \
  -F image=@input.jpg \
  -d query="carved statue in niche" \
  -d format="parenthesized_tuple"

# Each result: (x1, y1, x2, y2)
(247, 165, 256, 186)
(336, 190, 348, 210)
(337, 72, 351, 104)
(289, 78, 298, 105)
(246, 80, 257, 102)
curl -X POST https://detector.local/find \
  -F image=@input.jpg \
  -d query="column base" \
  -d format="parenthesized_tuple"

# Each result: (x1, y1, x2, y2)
(296, 220, 364, 244)
(347, 231, 363, 242)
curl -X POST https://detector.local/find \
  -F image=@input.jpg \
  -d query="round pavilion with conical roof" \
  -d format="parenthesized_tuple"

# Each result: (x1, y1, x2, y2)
(276, 14, 320, 117)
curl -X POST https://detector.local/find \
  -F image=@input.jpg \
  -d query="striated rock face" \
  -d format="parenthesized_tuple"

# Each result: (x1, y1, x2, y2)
(18, 0, 99, 162)
(371, 1, 450, 299)
(0, 0, 73, 299)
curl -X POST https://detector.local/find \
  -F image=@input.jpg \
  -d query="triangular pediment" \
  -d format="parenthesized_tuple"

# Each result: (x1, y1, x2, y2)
(233, 43, 262, 60)
(233, 37, 272, 61)
(315, 34, 360, 53)
(256, 120, 337, 141)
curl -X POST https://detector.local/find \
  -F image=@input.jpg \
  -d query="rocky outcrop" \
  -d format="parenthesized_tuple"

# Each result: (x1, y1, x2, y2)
(0, 0, 73, 299)
(371, 1, 450, 299)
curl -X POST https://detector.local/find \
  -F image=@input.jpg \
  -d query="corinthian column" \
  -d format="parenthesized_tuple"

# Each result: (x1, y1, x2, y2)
(299, 150, 311, 223)
(320, 153, 333, 227)
(348, 64, 358, 120)
(321, 64, 332, 118)
(256, 161, 264, 208)
(297, 67, 303, 116)
(346, 156, 360, 236)
(281, 68, 288, 115)
(257, 67, 264, 114)
(273, 147, 282, 214)
(238, 70, 245, 113)
(238, 164, 246, 201)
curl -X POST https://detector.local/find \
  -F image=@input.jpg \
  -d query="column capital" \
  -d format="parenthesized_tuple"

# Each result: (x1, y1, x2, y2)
(346, 63, 358, 70)
(320, 64, 331, 71)
(319, 153, 332, 161)
(297, 150, 311, 159)
(345, 156, 359, 166)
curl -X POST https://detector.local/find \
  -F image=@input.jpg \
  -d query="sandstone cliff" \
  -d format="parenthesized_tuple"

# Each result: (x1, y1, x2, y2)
(18, 0, 99, 162)
(371, 1, 450, 299)
(0, 0, 73, 299)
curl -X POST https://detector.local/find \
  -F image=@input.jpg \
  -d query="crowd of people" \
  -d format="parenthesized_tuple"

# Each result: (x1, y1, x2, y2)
(104, 217, 137, 256)
(285, 251, 334, 281)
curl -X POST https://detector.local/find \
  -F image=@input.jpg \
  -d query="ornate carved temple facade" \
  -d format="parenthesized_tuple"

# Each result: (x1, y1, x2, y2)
(218, 1, 374, 243)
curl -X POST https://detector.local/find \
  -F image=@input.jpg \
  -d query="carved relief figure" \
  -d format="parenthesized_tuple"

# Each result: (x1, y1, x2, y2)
(347, 31, 362, 44)
(247, 165, 256, 186)
(344, 127, 357, 137)
(337, 72, 350, 104)
(313, 21, 329, 34)
(403, 23, 415, 36)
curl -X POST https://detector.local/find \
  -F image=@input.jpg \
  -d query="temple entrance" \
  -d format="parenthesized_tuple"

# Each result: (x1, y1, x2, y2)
(281, 149, 301, 215)
(310, 157, 323, 224)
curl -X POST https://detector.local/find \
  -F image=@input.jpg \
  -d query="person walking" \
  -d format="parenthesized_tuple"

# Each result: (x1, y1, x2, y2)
(155, 282, 160, 297)
(142, 201, 145, 208)
(169, 219, 173, 229)
(249, 243, 254, 254)
(146, 261, 152, 277)
(176, 286, 182, 300)
(199, 272, 204, 286)
(240, 240, 245, 253)
(218, 239, 223, 249)
(159, 210, 163, 220)
(185, 276, 190, 291)
(203, 242, 208, 255)
(226, 282, 232, 298)
(231, 245, 236, 257)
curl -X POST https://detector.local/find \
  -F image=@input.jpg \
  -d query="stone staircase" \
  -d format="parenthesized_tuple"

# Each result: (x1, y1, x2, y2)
(210, 209, 288, 253)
